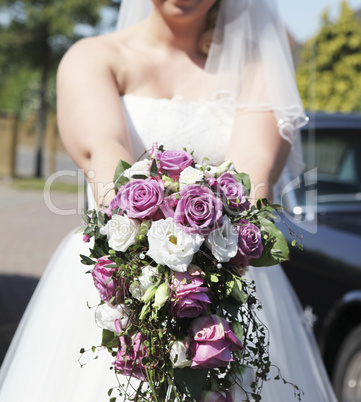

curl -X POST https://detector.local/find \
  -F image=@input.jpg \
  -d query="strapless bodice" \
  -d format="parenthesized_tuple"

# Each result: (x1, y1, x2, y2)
(121, 94, 235, 165)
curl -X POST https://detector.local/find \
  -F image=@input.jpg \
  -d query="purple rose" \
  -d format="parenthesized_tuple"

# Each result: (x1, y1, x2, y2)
(171, 265, 211, 318)
(174, 185, 223, 235)
(230, 219, 263, 267)
(115, 333, 148, 381)
(83, 234, 90, 243)
(217, 173, 250, 212)
(198, 390, 232, 402)
(103, 195, 123, 217)
(157, 150, 194, 178)
(190, 315, 243, 369)
(159, 193, 179, 219)
(117, 178, 164, 220)
(91, 257, 127, 303)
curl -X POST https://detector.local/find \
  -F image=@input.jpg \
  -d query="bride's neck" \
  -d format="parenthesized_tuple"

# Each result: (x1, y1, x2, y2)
(145, 8, 206, 56)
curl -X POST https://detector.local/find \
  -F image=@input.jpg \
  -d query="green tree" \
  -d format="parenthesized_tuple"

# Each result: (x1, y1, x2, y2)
(296, 1, 361, 112)
(0, 0, 120, 177)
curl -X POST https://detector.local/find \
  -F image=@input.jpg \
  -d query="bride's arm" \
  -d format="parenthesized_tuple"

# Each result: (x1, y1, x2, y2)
(57, 37, 134, 206)
(225, 110, 291, 202)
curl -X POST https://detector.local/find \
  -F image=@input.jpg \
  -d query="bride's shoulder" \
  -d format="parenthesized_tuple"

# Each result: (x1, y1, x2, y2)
(58, 24, 142, 72)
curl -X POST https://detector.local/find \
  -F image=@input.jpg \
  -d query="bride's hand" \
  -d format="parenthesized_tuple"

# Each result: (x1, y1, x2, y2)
(225, 110, 291, 203)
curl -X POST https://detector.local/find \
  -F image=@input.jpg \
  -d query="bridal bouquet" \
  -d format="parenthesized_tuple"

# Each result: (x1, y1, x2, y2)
(80, 144, 297, 402)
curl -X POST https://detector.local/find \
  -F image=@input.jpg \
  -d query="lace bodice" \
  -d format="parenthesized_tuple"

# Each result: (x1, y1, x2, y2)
(122, 94, 235, 165)
(87, 93, 294, 208)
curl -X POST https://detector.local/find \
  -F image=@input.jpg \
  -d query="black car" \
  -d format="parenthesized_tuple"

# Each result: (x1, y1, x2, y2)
(279, 112, 361, 402)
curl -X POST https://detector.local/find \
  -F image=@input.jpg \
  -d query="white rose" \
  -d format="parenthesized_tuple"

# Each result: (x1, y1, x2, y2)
(179, 166, 204, 190)
(123, 159, 151, 180)
(129, 265, 160, 301)
(105, 214, 140, 252)
(147, 217, 204, 272)
(170, 340, 192, 368)
(95, 303, 129, 333)
(206, 216, 238, 262)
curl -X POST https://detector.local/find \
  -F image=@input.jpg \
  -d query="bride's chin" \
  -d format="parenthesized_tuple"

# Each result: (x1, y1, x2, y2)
(152, 0, 216, 18)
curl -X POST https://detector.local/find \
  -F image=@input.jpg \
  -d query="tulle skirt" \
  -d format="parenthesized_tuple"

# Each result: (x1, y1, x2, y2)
(0, 231, 337, 402)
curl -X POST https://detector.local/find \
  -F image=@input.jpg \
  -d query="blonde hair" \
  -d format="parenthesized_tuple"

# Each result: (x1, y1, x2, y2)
(199, 0, 221, 55)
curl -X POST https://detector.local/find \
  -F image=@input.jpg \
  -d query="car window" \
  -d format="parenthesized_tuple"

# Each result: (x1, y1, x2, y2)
(299, 127, 361, 205)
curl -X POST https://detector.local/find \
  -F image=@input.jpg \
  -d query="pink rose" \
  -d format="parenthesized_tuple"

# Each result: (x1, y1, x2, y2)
(91, 256, 127, 303)
(115, 333, 148, 381)
(198, 390, 232, 402)
(171, 265, 211, 318)
(156, 149, 194, 178)
(216, 173, 250, 212)
(117, 178, 164, 220)
(83, 234, 90, 243)
(230, 219, 263, 268)
(190, 315, 243, 369)
(174, 185, 223, 235)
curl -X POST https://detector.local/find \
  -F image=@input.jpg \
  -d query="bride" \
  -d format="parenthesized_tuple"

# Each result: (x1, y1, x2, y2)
(0, 0, 337, 401)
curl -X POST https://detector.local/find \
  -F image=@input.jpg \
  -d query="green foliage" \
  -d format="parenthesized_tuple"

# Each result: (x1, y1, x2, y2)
(0, 0, 119, 114)
(296, 0, 361, 112)
(174, 368, 207, 401)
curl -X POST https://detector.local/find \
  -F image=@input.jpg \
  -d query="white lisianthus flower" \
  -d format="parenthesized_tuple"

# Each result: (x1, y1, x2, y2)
(147, 218, 204, 272)
(95, 303, 129, 333)
(195, 163, 217, 178)
(206, 216, 238, 262)
(105, 214, 140, 252)
(123, 159, 151, 180)
(129, 265, 160, 301)
(179, 166, 204, 190)
(170, 340, 192, 368)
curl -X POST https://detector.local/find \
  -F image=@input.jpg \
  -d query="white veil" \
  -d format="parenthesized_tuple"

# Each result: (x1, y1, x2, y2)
(117, 0, 307, 181)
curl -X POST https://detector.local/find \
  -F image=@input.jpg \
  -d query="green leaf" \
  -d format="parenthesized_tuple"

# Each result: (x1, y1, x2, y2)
(220, 299, 240, 318)
(174, 368, 207, 401)
(101, 329, 119, 349)
(90, 242, 107, 259)
(80, 254, 95, 266)
(234, 172, 251, 192)
(131, 174, 149, 180)
(113, 159, 132, 190)
(250, 217, 289, 267)
(150, 159, 158, 178)
(81, 209, 90, 225)
(97, 211, 105, 226)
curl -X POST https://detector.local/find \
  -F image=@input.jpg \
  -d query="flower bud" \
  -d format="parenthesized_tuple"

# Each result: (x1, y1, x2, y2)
(153, 282, 170, 310)
(215, 160, 234, 177)
(162, 175, 179, 192)
(141, 279, 161, 303)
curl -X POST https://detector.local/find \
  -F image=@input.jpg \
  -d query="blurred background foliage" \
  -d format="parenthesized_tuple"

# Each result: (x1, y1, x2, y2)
(296, 0, 361, 112)
(0, 0, 120, 176)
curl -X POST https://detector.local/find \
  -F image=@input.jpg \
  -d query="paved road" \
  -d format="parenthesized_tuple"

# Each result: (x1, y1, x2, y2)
(0, 182, 83, 365)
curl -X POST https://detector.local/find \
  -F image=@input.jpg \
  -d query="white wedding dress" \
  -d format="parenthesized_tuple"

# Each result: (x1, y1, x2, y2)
(0, 95, 337, 402)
